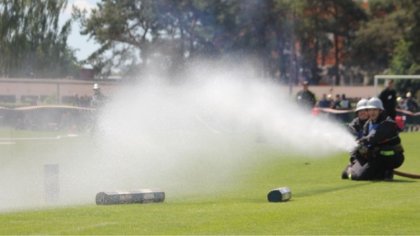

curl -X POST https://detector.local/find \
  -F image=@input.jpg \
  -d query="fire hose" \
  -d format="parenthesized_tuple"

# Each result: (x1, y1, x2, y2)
(393, 170, 420, 179)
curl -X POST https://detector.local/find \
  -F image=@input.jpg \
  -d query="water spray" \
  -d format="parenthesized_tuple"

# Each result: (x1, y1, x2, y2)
(0, 60, 357, 211)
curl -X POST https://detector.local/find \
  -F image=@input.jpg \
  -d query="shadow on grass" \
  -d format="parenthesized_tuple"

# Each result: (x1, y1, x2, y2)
(296, 182, 373, 198)
(247, 179, 417, 203)
(388, 178, 417, 183)
(297, 178, 416, 198)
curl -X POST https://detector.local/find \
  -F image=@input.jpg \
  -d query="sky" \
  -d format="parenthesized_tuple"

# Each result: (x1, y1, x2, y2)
(63, 0, 99, 61)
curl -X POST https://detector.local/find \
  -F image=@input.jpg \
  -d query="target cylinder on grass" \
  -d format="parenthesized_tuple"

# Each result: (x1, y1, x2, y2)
(44, 164, 59, 203)
(96, 189, 165, 205)
(267, 187, 291, 202)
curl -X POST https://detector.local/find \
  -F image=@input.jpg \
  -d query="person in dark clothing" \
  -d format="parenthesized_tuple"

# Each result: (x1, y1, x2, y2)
(348, 98, 369, 139)
(332, 94, 341, 109)
(347, 97, 404, 181)
(318, 94, 331, 108)
(339, 94, 351, 110)
(341, 98, 369, 179)
(296, 81, 316, 109)
(91, 83, 106, 108)
(405, 92, 418, 112)
(379, 79, 397, 119)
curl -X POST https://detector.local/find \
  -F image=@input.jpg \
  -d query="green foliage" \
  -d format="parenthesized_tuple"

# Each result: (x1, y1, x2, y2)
(74, 0, 368, 84)
(391, 40, 413, 75)
(350, 0, 420, 83)
(350, 6, 406, 76)
(0, 0, 79, 78)
(0, 132, 419, 234)
(295, 0, 367, 85)
(2, 0, 420, 84)
(406, 0, 420, 64)
(368, 0, 398, 16)
(389, 28, 420, 95)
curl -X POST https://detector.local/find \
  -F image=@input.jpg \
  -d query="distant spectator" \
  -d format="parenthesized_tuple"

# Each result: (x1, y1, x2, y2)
(405, 92, 418, 112)
(80, 95, 91, 107)
(379, 79, 397, 119)
(339, 94, 351, 110)
(332, 94, 341, 109)
(318, 94, 331, 108)
(91, 83, 106, 108)
(396, 96, 407, 110)
(296, 81, 316, 109)
(73, 94, 80, 107)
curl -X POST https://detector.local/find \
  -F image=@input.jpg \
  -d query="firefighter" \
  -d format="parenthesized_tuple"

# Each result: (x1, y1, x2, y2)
(341, 98, 369, 179)
(349, 97, 404, 181)
(295, 81, 316, 110)
(348, 98, 369, 139)
(91, 83, 106, 108)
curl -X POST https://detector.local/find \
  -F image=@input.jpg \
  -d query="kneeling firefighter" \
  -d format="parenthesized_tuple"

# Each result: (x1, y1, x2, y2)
(341, 98, 369, 179)
(347, 97, 404, 181)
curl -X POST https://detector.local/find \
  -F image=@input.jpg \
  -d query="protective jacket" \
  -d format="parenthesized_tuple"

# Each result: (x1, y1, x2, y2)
(360, 112, 401, 149)
(296, 90, 316, 108)
(350, 112, 404, 180)
(348, 117, 367, 139)
(347, 117, 368, 164)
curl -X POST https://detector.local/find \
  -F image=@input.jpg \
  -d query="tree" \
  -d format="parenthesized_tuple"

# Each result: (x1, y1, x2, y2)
(74, 0, 215, 77)
(404, 0, 420, 66)
(348, 0, 412, 84)
(74, 0, 367, 85)
(0, 0, 78, 78)
(294, 0, 366, 85)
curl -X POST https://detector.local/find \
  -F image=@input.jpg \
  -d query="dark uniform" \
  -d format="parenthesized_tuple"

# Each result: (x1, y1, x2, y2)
(348, 117, 367, 140)
(342, 116, 368, 179)
(91, 90, 106, 108)
(347, 117, 368, 163)
(350, 112, 404, 180)
(406, 97, 418, 112)
(379, 87, 397, 119)
(296, 90, 316, 109)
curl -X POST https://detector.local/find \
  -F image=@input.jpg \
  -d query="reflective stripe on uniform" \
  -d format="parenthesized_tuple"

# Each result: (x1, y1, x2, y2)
(380, 150, 395, 156)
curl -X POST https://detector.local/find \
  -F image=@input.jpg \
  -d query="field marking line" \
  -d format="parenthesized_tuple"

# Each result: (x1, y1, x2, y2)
(0, 141, 16, 145)
(0, 134, 80, 142)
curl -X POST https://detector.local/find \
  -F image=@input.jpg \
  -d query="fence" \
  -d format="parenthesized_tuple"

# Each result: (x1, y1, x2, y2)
(1, 105, 419, 132)
(0, 105, 94, 131)
(314, 107, 420, 132)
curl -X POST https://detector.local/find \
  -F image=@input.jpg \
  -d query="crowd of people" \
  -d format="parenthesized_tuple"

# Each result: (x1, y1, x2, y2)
(295, 79, 418, 114)
(3, 83, 108, 132)
(397, 92, 419, 112)
(295, 82, 354, 111)
(62, 83, 107, 108)
(317, 93, 352, 110)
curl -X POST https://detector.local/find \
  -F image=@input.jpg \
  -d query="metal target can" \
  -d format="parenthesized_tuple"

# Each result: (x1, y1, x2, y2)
(267, 187, 291, 202)
(96, 189, 165, 205)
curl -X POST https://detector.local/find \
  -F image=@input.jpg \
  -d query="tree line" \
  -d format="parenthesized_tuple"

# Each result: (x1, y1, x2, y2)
(0, 0, 78, 78)
(1, 0, 420, 89)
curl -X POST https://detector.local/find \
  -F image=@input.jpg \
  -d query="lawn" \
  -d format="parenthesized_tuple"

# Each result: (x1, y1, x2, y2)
(0, 129, 419, 235)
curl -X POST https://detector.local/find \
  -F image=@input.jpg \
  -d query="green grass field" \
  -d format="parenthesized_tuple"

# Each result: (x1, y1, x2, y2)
(0, 129, 419, 235)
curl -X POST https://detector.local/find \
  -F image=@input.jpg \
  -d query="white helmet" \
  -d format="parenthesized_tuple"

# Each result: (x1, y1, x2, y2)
(366, 97, 384, 110)
(93, 83, 99, 90)
(355, 98, 368, 112)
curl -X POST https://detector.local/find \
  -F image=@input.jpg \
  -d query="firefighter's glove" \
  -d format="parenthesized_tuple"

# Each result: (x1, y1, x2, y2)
(357, 145, 368, 156)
